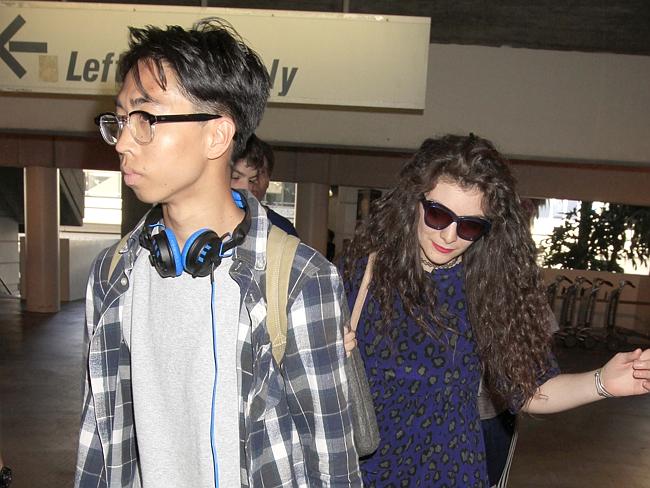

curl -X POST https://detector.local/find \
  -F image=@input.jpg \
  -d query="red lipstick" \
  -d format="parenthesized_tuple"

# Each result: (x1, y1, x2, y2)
(432, 242, 453, 254)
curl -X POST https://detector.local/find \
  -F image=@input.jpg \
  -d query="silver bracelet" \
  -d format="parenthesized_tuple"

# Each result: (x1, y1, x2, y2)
(595, 368, 615, 398)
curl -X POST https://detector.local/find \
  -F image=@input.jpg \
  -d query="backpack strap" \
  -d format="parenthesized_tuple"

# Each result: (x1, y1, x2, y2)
(266, 225, 300, 365)
(107, 234, 130, 281)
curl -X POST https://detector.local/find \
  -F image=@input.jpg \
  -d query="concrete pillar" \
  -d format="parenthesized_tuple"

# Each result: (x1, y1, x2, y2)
(295, 183, 329, 256)
(24, 166, 60, 312)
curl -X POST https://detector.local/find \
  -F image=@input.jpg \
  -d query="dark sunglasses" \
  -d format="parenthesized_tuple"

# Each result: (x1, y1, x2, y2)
(420, 199, 491, 241)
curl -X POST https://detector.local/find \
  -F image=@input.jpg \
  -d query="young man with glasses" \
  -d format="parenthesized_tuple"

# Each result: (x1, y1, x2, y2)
(76, 18, 361, 488)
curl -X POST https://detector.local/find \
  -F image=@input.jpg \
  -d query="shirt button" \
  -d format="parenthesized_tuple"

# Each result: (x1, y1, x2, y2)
(120, 277, 128, 286)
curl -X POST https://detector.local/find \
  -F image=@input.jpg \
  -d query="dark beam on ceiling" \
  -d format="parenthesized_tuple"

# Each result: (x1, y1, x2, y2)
(61, 0, 650, 56)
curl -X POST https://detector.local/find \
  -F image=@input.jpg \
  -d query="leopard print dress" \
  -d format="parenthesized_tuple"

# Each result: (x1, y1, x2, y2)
(348, 260, 489, 487)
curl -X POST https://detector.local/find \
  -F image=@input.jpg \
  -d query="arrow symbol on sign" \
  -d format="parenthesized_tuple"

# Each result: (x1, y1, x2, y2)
(1, 15, 48, 79)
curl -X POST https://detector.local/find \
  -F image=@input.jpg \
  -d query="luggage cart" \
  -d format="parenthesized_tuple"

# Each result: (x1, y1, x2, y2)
(574, 278, 613, 349)
(554, 276, 592, 348)
(546, 275, 572, 310)
(601, 280, 650, 351)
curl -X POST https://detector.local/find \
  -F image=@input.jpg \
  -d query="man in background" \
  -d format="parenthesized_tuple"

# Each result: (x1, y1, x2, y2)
(231, 134, 298, 236)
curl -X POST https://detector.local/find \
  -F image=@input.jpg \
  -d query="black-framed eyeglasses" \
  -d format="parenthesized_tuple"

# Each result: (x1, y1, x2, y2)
(94, 110, 222, 146)
(420, 198, 491, 241)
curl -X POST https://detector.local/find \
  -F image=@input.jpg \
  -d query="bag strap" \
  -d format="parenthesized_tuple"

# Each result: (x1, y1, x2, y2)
(350, 253, 376, 332)
(106, 234, 130, 281)
(266, 225, 300, 365)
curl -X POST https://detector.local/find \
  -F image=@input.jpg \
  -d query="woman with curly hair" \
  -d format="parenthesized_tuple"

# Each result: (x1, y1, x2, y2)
(342, 134, 650, 487)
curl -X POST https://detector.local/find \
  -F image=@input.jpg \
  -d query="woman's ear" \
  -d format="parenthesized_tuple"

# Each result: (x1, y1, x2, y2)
(205, 116, 237, 160)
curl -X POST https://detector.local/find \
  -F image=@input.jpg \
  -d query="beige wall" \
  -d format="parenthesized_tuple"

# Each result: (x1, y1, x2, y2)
(2, 43, 649, 166)
(261, 44, 650, 164)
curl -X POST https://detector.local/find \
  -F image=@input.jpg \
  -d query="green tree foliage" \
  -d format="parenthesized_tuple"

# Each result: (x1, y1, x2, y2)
(542, 202, 650, 272)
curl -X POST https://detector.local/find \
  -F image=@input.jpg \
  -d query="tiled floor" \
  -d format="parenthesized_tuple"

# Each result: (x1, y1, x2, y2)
(1, 296, 649, 487)
(0, 297, 82, 488)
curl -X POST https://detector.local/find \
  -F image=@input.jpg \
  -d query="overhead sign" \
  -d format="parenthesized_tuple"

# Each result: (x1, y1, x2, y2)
(0, 2, 430, 109)
(1, 14, 47, 78)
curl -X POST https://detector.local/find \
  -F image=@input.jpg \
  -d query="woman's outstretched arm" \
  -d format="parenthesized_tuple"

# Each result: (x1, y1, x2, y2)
(523, 348, 650, 414)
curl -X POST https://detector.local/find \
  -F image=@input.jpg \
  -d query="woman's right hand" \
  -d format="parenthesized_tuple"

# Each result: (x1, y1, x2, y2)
(632, 348, 650, 392)
(601, 348, 650, 397)
(344, 324, 357, 357)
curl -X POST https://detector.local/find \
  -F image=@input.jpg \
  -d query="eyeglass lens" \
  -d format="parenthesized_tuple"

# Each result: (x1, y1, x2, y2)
(129, 112, 153, 144)
(98, 115, 120, 145)
(99, 113, 153, 145)
(424, 204, 488, 241)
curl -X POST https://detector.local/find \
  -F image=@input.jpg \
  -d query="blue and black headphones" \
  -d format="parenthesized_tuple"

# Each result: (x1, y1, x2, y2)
(139, 190, 251, 278)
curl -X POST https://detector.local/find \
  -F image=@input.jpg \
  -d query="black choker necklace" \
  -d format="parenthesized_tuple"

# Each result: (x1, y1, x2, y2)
(421, 255, 461, 270)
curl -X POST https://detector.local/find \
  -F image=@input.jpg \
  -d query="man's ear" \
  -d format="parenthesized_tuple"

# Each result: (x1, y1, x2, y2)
(205, 116, 237, 160)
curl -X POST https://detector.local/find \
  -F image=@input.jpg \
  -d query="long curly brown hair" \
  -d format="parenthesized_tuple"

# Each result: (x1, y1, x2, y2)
(343, 134, 554, 406)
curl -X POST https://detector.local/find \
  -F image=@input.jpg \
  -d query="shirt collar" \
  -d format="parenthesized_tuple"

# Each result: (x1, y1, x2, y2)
(233, 190, 268, 271)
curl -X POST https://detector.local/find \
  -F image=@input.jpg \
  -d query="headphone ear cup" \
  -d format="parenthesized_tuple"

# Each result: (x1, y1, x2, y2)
(149, 229, 183, 278)
(182, 229, 222, 278)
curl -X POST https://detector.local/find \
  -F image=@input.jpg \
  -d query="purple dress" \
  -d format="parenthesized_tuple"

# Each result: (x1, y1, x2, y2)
(346, 260, 488, 487)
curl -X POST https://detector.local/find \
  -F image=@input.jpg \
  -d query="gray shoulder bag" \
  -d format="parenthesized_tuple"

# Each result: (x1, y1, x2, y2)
(346, 253, 380, 456)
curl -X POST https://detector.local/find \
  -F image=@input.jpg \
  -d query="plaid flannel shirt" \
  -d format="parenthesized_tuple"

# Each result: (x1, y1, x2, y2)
(74, 193, 362, 487)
